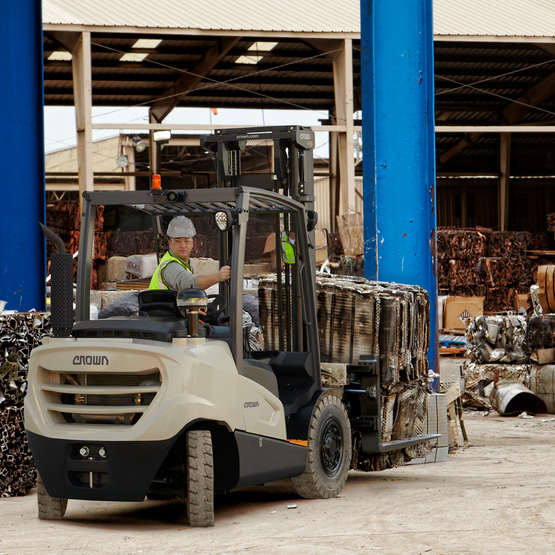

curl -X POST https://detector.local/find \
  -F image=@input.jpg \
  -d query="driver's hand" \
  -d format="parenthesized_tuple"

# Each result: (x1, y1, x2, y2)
(199, 307, 207, 317)
(219, 265, 231, 282)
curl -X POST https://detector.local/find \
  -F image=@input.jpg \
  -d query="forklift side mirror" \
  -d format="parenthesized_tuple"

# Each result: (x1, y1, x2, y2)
(306, 210, 318, 232)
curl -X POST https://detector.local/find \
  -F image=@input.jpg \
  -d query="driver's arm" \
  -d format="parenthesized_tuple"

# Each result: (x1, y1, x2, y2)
(196, 265, 231, 290)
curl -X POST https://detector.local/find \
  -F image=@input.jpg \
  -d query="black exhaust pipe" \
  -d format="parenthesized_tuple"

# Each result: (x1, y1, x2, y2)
(39, 223, 74, 338)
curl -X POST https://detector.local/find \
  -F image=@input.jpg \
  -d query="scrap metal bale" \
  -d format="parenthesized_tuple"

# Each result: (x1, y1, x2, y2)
(461, 360, 530, 410)
(530, 364, 555, 413)
(465, 315, 528, 364)
(0, 312, 52, 496)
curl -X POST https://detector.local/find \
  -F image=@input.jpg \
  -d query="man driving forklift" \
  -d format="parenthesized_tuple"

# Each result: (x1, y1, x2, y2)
(149, 215, 231, 291)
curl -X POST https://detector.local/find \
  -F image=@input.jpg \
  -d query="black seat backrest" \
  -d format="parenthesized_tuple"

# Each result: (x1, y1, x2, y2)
(271, 351, 314, 379)
(138, 289, 178, 317)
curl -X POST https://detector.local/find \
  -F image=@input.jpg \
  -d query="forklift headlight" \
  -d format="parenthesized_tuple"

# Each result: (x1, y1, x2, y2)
(215, 210, 233, 232)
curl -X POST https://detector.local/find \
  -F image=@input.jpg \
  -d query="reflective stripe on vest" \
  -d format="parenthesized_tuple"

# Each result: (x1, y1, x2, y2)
(149, 251, 192, 290)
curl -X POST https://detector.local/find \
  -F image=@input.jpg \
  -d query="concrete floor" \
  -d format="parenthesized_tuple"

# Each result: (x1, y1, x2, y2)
(2, 409, 554, 554)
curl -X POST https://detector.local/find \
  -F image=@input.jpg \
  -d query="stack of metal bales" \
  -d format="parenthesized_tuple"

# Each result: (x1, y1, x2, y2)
(258, 274, 432, 467)
(0, 312, 51, 496)
(463, 314, 549, 415)
(437, 228, 543, 312)
(526, 315, 555, 412)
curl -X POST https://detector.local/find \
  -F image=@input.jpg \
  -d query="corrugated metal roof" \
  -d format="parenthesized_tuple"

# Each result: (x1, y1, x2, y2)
(434, 0, 555, 37)
(42, 0, 360, 34)
(43, 0, 555, 38)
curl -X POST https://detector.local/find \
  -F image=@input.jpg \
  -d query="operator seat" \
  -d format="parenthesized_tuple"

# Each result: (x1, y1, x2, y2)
(137, 290, 178, 317)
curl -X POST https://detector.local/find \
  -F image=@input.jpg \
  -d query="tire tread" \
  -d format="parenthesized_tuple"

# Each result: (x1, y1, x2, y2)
(292, 394, 351, 499)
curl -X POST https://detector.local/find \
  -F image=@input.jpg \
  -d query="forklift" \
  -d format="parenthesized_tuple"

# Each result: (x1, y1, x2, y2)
(25, 126, 437, 526)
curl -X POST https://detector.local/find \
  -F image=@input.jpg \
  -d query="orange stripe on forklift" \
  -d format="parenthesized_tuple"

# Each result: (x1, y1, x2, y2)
(287, 439, 308, 447)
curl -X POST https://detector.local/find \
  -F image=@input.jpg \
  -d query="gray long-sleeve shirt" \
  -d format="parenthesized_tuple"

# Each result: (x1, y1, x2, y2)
(160, 255, 198, 291)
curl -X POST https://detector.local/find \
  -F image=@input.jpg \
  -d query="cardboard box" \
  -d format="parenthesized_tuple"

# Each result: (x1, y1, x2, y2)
(443, 296, 484, 331)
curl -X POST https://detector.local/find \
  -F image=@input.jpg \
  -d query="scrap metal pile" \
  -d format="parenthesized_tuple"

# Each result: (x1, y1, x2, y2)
(461, 312, 555, 415)
(46, 201, 106, 287)
(259, 274, 432, 469)
(437, 227, 546, 312)
(0, 313, 51, 496)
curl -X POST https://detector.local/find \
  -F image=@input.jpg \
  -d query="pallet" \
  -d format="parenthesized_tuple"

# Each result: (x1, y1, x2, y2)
(439, 346, 466, 357)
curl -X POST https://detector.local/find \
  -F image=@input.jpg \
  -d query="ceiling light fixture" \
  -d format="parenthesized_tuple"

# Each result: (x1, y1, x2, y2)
(132, 39, 162, 49)
(120, 52, 148, 63)
(47, 51, 72, 61)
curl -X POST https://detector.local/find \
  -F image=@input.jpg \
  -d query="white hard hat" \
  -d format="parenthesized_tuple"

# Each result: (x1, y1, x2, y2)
(167, 216, 196, 238)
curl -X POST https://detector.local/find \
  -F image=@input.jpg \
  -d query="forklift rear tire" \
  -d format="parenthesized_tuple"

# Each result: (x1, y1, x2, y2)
(36, 474, 68, 520)
(292, 393, 351, 499)
(186, 429, 215, 527)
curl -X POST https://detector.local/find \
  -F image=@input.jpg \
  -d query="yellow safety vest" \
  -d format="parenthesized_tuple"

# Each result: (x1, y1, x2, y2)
(149, 251, 193, 290)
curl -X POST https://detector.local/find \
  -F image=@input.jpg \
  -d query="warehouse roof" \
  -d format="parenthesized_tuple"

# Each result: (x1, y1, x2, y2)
(42, 0, 359, 35)
(42, 0, 555, 178)
(43, 0, 555, 38)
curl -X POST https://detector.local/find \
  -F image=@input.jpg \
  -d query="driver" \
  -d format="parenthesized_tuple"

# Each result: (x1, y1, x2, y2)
(149, 216, 231, 291)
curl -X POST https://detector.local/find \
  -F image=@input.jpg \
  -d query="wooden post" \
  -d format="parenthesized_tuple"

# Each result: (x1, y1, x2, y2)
(333, 39, 356, 215)
(499, 132, 511, 231)
(72, 31, 94, 205)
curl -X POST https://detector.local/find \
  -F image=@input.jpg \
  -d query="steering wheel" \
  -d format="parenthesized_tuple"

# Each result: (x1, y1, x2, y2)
(204, 294, 228, 324)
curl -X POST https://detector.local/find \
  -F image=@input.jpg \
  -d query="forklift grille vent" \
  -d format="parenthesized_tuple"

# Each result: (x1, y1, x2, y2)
(39, 369, 162, 426)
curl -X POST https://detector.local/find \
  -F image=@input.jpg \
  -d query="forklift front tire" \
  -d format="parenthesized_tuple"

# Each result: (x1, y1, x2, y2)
(37, 474, 68, 520)
(186, 429, 215, 527)
(292, 393, 351, 499)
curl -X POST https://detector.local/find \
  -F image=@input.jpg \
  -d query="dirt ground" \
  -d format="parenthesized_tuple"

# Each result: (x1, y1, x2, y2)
(2, 410, 555, 554)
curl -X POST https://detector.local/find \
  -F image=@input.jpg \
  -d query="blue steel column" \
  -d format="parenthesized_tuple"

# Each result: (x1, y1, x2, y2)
(361, 1, 438, 371)
(0, 2, 46, 311)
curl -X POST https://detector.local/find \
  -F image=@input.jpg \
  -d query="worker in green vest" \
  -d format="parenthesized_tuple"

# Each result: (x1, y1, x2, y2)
(149, 216, 231, 291)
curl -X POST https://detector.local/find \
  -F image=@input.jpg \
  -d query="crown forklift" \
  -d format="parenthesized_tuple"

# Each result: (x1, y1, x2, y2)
(25, 126, 437, 526)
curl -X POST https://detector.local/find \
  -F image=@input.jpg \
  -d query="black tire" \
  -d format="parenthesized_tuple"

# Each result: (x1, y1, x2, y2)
(292, 393, 352, 499)
(37, 474, 68, 520)
(186, 430, 215, 527)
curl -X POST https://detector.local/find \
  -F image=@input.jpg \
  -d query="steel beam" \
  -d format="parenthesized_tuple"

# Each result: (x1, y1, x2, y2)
(0, 1, 46, 311)
(361, 0, 438, 372)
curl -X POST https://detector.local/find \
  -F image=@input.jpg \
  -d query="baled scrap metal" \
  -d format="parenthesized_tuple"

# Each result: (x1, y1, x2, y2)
(436, 228, 490, 260)
(476, 257, 533, 289)
(465, 315, 528, 364)
(0, 312, 52, 496)
(486, 231, 530, 259)
(436, 228, 546, 313)
(259, 274, 432, 469)
(461, 360, 531, 410)
(353, 382, 431, 471)
(530, 364, 555, 413)
(259, 274, 430, 383)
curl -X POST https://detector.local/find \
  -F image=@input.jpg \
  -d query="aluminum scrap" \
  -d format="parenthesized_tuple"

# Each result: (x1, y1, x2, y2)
(461, 360, 531, 411)
(0, 312, 52, 496)
(465, 315, 528, 364)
